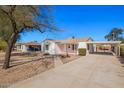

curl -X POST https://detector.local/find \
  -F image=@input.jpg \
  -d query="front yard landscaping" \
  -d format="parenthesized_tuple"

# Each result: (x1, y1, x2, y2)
(120, 45, 124, 57)
(119, 45, 124, 64)
(0, 52, 81, 87)
(60, 54, 81, 64)
(0, 52, 54, 87)
(78, 48, 86, 56)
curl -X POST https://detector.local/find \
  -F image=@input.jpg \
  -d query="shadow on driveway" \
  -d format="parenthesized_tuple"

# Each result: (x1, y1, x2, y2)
(89, 52, 113, 56)
(117, 56, 124, 65)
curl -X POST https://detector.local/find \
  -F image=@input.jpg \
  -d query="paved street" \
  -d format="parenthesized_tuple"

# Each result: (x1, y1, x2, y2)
(11, 53, 124, 88)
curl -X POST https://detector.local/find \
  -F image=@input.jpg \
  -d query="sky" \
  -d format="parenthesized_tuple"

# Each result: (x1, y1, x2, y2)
(20, 5, 124, 43)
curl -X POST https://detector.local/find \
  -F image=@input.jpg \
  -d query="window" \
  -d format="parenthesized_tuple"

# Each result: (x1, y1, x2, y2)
(72, 44, 75, 50)
(68, 44, 70, 48)
(18, 45, 21, 49)
(45, 45, 49, 50)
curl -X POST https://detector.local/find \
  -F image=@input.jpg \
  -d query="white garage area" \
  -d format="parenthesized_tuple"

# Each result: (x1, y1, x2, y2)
(87, 41, 121, 56)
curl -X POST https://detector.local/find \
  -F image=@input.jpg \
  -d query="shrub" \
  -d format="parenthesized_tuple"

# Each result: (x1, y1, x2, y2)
(43, 53, 50, 56)
(78, 48, 86, 56)
(120, 46, 124, 57)
(60, 54, 70, 58)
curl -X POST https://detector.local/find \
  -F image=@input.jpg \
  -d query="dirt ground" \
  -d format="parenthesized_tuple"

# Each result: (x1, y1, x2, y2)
(61, 55, 81, 64)
(0, 52, 81, 87)
(0, 52, 54, 87)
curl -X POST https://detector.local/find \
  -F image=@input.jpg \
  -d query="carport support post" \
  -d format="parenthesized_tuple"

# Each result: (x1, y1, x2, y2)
(115, 45, 118, 56)
(115, 44, 120, 56)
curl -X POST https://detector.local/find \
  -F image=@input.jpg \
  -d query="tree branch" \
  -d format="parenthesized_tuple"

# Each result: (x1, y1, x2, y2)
(0, 7, 9, 16)
(0, 6, 17, 34)
(28, 6, 40, 16)
(9, 5, 16, 14)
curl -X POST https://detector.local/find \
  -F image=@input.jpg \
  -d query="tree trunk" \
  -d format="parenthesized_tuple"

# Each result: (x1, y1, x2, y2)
(3, 33, 18, 69)
(66, 44, 69, 56)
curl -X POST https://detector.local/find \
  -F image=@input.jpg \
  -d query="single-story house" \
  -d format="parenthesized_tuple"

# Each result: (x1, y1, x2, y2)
(15, 37, 121, 56)
(15, 41, 41, 52)
(41, 37, 93, 55)
(41, 37, 121, 56)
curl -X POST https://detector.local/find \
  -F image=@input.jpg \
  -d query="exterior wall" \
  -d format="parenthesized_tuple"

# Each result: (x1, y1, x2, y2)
(42, 41, 79, 55)
(16, 45, 22, 51)
(41, 41, 52, 53)
(42, 39, 94, 55)
(77, 42, 87, 55)
(22, 45, 28, 52)
(64, 44, 78, 55)
(16, 45, 28, 52)
(16, 43, 41, 52)
(42, 41, 89, 55)
(78, 42, 87, 49)
(41, 39, 121, 56)
(49, 42, 62, 55)
(41, 41, 63, 55)
(57, 44, 65, 52)
(41, 42, 44, 52)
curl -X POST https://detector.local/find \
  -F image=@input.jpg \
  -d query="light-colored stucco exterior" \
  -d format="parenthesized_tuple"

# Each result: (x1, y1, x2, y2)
(16, 44, 28, 52)
(16, 42, 41, 52)
(41, 38, 121, 56)
(41, 37, 93, 55)
(41, 41, 64, 54)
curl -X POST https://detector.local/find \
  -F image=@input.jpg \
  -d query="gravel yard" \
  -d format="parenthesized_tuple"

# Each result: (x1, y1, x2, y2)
(0, 52, 81, 87)
(0, 52, 54, 87)
(61, 55, 81, 64)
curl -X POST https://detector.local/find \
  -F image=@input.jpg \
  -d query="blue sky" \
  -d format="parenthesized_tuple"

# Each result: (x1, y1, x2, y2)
(20, 5, 124, 42)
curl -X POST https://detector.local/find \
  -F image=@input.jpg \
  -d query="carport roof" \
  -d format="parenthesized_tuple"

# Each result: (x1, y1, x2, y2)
(87, 41, 121, 44)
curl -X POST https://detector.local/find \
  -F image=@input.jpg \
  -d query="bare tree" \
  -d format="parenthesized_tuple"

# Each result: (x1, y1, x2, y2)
(0, 5, 58, 69)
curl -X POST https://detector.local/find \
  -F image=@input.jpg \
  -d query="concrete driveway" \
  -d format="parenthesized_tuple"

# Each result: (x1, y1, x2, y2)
(11, 53, 124, 88)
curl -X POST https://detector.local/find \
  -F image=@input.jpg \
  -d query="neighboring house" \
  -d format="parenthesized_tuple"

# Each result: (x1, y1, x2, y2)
(41, 37, 93, 55)
(15, 42, 41, 52)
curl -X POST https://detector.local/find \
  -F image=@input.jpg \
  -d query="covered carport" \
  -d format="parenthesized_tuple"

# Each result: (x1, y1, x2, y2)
(87, 41, 121, 56)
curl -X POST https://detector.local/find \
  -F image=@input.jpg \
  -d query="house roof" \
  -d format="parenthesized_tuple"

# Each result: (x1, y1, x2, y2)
(87, 41, 121, 44)
(16, 42, 41, 46)
(44, 37, 93, 44)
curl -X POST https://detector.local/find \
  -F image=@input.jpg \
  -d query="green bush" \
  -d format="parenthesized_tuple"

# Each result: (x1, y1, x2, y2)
(78, 48, 86, 56)
(120, 46, 124, 57)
